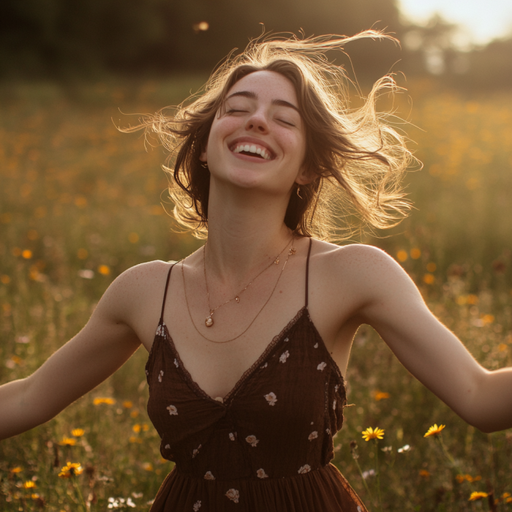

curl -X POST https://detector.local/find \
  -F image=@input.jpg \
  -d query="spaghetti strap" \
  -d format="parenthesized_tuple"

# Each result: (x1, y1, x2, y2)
(305, 238, 313, 307)
(159, 263, 177, 323)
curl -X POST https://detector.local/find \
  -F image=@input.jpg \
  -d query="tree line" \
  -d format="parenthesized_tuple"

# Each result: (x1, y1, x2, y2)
(1, 0, 511, 90)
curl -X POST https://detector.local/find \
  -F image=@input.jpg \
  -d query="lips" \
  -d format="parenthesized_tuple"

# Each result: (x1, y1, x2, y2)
(229, 139, 275, 160)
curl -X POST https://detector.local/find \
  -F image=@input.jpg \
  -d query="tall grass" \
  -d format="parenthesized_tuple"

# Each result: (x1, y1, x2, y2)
(1, 77, 511, 510)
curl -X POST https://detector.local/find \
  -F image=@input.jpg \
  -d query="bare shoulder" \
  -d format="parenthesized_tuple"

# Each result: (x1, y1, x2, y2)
(96, 260, 175, 322)
(310, 241, 418, 310)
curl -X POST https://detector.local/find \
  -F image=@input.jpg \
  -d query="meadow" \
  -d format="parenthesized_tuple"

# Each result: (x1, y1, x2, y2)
(0, 76, 511, 511)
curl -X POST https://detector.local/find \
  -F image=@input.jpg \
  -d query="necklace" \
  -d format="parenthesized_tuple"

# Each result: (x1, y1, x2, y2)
(203, 238, 293, 328)
(182, 239, 296, 344)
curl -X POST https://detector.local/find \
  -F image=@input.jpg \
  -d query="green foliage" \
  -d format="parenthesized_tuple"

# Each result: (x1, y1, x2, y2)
(0, 79, 512, 510)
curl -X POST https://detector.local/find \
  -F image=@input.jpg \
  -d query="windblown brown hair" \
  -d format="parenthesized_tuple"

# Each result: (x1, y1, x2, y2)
(126, 31, 415, 241)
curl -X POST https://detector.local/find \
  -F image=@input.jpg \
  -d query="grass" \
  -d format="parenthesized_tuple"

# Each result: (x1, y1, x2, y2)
(0, 76, 511, 510)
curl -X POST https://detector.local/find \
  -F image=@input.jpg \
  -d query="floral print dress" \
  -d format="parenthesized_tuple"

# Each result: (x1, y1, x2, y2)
(146, 240, 368, 512)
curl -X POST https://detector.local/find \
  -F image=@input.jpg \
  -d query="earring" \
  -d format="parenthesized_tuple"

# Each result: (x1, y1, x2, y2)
(296, 186, 303, 199)
(200, 161, 209, 170)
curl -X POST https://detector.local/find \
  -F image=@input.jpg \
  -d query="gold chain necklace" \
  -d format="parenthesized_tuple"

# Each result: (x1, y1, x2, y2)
(182, 240, 296, 344)
(203, 238, 293, 328)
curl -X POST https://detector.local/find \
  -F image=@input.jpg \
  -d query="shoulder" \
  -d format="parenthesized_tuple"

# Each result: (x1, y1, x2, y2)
(96, 260, 177, 320)
(310, 240, 416, 306)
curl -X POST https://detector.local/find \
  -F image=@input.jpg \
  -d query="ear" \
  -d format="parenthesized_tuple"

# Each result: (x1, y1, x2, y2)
(199, 144, 208, 162)
(295, 164, 315, 186)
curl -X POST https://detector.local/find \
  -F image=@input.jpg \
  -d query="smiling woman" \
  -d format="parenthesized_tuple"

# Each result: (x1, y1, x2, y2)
(2, 30, 512, 512)
(130, 31, 413, 241)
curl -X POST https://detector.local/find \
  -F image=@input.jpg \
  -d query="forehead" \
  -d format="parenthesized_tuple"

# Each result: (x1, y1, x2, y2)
(226, 70, 299, 105)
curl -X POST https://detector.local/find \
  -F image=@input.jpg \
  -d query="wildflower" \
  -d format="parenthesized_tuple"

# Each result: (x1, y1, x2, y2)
(362, 469, 376, 479)
(397, 250, 408, 262)
(423, 273, 435, 285)
(123, 401, 133, 409)
(410, 248, 421, 259)
(22, 249, 33, 259)
(71, 428, 85, 437)
(419, 470, 430, 479)
(129, 436, 142, 444)
(93, 397, 116, 405)
(397, 444, 411, 453)
(23, 481, 37, 489)
(424, 424, 446, 437)
(362, 427, 385, 442)
(60, 437, 77, 446)
(374, 391, 390, 401)
(141, 463, 154, 472)
(58, 462, 83, 478)
(426, 262, 437, 273)
(10, 467, 22, 473)
(98, 265, 111, 276)
(469, 492, 488, 501)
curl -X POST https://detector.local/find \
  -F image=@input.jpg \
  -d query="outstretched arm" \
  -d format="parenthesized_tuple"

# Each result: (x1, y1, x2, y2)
(0, 267, 144, 440)
(352, 245, 512, 433)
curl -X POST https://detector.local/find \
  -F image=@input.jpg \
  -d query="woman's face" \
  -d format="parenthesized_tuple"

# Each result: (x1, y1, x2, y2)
(201, 70, 309, 195)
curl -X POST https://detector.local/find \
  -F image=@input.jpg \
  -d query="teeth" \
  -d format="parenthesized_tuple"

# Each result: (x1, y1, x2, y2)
(233, 143, 271, 160)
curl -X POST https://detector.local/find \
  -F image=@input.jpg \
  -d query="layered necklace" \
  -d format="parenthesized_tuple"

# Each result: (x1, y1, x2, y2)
(182, 238, 296, 344)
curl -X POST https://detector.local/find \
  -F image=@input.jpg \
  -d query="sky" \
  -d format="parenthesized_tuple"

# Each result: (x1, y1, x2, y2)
(398, 0, 512, 45)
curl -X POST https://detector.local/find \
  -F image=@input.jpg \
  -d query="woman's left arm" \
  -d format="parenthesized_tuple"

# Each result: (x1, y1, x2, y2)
(354, 245, 512, 433)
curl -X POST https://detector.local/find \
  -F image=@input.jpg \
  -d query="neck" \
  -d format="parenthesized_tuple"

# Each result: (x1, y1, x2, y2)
(203, 182, 294, 281)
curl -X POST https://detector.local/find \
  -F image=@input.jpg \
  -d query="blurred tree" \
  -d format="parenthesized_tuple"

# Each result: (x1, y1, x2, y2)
(0, 0, 404, 80)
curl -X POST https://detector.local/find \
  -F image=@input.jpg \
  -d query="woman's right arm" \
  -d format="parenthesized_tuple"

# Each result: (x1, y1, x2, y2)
(0, 264, 150, 440)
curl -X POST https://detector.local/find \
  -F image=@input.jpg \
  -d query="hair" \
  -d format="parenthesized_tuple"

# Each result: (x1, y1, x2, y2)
(127, 31, 416, 241)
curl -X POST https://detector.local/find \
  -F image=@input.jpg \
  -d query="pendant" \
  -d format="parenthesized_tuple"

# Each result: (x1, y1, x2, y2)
(235, 296, 240, 303)
(205, 315, 214, 327)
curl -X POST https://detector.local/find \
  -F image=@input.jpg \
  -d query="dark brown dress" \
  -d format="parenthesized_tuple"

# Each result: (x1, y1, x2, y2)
(146, 240, 368, 511)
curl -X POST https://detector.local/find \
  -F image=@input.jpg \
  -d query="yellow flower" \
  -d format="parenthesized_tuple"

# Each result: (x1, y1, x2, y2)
(419, 470, 430, 479)
(93, 397, 116, 405)
(142, 462, 154, 472)
(132, 424, 142, 433)
(374, 391, 390, 401)
(60, 437, 77, 446)
(362, 427, 385, 441)
(23, 481, 36, 489)
(129, 436, 143, 444)
(469, 492, 488, 501)
(424, 424, 446, 437)
(58, 462, 83, 478)
(123, 400, 133, 409)
(71, 428, 85, 437)
(10, 467, 22, 473)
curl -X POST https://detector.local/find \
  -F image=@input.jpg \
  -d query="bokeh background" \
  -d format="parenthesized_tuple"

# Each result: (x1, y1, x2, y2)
(1, 1, 512, 510)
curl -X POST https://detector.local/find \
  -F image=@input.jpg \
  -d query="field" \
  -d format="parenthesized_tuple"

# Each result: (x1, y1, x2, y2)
(1, 77, 512, 511)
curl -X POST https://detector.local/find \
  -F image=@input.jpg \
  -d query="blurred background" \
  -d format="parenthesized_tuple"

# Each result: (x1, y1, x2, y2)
(1, 0, 512, 89)
(1, 2, 512, 510)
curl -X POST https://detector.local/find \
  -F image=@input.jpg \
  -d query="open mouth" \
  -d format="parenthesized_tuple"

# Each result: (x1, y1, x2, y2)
(231, 143, 274, 160)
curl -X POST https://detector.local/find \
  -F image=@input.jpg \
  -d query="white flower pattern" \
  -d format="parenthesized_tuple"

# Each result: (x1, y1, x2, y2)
(166, 405, 178, 416)
(204, 471, 215, 480)
(264, 392, 277, 406)
(245, 435, 259, 447)
(225, 489, 240, 503)
(308, 431, 318, 441)
(317, 362, 327, 371)
(158, 370, 164, 383)
(279, 350, 290, 363)
(256, 468, 269, 479)
(298, 464, 311, 474)
(193, 501, 201, 511)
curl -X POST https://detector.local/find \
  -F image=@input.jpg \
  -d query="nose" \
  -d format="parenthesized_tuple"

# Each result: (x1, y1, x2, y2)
(245, 110, 269, 133)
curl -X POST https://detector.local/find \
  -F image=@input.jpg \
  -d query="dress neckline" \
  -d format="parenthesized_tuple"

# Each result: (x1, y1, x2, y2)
(160, 305, 310, 406)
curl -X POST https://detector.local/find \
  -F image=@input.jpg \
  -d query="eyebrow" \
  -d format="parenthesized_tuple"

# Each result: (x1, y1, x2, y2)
(225, 91, 300, 114)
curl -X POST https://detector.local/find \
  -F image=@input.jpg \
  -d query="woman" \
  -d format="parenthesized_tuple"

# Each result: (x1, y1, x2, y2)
(1, 32, 511, 511)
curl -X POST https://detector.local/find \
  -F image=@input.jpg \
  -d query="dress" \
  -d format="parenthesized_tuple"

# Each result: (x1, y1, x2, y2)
(145, 240, 368, 511)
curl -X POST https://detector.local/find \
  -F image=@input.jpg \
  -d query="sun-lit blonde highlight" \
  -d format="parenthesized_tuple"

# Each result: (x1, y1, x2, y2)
(124, 31, 416, 241)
